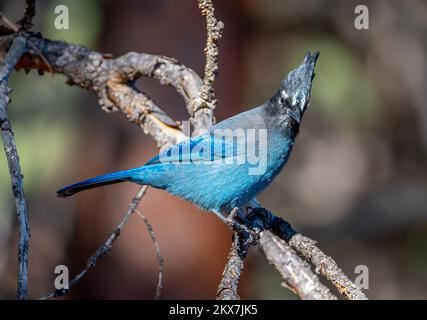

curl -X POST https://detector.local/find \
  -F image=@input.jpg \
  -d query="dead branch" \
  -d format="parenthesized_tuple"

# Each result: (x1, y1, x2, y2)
(289, 234, 368, 300)
(135, 209, 164, 300)
(240, 204, 337, 300)
(0, 34, 30, 300)
(260, 231, 337, 300)
(17, 0, 36, 31)
(217, 230, 256, 300)
(40, 185, 148, 300)
(244, 203, 367, 300)
(195, 0, 223, 134)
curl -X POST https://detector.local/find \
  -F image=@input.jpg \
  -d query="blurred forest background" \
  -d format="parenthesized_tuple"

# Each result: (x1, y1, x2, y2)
(0, 0, 426, 299)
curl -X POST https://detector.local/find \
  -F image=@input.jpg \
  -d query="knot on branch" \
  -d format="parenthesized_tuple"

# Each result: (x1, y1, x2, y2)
(86, 52, 116, 112)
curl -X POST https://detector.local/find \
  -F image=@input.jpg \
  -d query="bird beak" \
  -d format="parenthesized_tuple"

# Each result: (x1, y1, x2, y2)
(287, 108, 301, 123)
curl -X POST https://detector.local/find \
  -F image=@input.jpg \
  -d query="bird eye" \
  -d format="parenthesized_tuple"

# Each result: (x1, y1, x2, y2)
(279, 97, 285, 104)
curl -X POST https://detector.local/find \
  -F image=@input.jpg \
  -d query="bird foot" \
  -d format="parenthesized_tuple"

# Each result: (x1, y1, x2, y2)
(226, 208, 258, 237)
(212, 208, 258, 238)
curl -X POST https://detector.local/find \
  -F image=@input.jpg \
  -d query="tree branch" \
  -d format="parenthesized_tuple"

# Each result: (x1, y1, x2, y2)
(260, 231, 337, 300)
(0, 34, 30, 300)
(195, 0, 223, 134)
(244, 204, 367, 300)
(0, 35, 208, 146)
(17, 0, 36, 31)
(289, 234, 368, 300)
(217, 230, 255, 300)
(40, 185, 148, 300)
(135, 209, 164, 300)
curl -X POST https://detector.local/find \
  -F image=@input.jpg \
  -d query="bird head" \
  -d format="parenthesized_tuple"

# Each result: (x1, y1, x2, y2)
(270, 51, 319, 125)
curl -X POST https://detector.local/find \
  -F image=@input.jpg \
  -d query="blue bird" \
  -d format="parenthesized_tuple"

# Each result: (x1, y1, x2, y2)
(57, 52, 319, 223)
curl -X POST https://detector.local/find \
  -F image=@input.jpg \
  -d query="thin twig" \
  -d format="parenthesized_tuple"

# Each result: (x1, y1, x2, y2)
(0, 12, 19, 32)
(17, 0, 36, 31)
(195, 0, 223, 133)
(40, 186, 148, 300)
(0, 12, 53, 74)
(0, 35, 29, 299)
(135, 209, 164, 300)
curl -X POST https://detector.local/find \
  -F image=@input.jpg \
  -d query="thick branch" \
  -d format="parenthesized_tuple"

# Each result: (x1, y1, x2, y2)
(0, 35, 187, 147)
(260, 232, 337, 300)
(0, 35, 30, 299)
(217, 230, 255, 300)
(245, 204, 367, 300)
(0, 35, 219, 143)
(238, 204, 336, 300)
(110, 52, 204, 117)
(289, 234, 368, 300)
(217, 236, 244, 300)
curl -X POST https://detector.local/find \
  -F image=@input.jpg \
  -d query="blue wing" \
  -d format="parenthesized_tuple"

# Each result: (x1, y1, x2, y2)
(145, 134, 245, 166)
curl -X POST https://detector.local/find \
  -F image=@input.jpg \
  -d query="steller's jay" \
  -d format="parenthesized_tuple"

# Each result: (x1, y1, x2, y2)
(57, 52, 319, 223)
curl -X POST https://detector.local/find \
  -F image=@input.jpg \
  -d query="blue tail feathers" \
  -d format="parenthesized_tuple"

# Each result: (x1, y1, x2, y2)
(57, 168, 143, 198)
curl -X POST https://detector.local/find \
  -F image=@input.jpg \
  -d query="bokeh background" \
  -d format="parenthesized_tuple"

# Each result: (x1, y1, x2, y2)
(0, 0, 426, 299)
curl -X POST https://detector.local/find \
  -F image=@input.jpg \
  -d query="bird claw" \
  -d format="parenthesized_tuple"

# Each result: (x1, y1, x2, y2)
(224, 207, 259, 238)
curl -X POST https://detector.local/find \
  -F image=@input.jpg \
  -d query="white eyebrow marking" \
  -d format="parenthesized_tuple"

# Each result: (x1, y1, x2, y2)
(281, 90, 288, 99)
(292, 95, 298, 106)
(300, 97, 306, 111)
